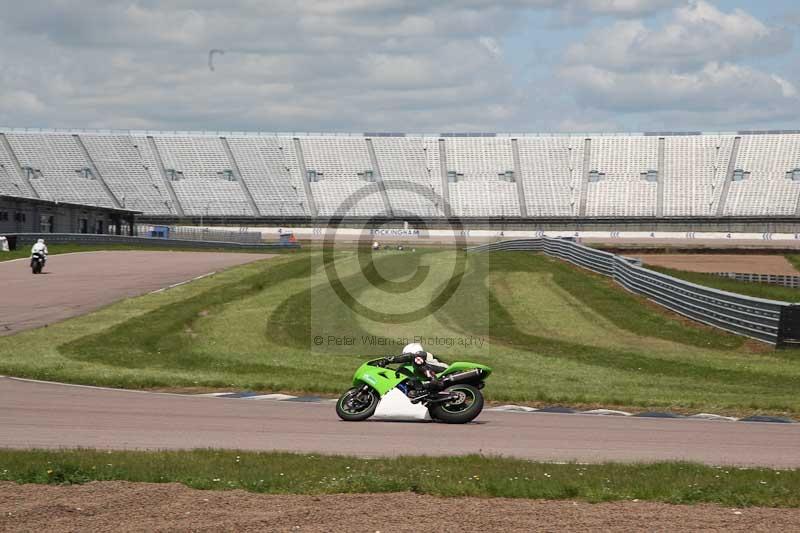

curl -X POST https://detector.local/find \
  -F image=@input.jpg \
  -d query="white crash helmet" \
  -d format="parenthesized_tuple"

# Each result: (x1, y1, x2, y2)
(402, 342, 425, 355)
(37, 238, 45, 244)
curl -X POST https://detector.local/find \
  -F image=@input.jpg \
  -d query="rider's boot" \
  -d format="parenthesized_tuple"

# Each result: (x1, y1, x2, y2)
(424, 379, 452, 402)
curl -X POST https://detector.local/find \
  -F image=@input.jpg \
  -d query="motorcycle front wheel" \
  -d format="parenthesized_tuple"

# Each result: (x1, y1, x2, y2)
(336, 387, 379, 421)
(428, 384, 484, 424)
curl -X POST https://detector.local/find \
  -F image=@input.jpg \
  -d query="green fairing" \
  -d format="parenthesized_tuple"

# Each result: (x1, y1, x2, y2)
(352, 358, 492, 397)
(351, 359, 406, 395)
(440, 362, 492, 377)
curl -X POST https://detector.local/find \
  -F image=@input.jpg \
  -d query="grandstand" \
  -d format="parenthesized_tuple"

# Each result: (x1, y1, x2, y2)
(1, 129, 800, 222)
(585, 136, 658, 218)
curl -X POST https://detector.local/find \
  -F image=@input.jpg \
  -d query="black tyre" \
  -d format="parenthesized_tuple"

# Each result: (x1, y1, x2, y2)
(336, 387, 379, 421)
(428, 384, 484, 424)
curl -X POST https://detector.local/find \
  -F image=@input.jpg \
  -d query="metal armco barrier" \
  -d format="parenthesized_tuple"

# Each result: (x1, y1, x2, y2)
(468, 238, 800, 347)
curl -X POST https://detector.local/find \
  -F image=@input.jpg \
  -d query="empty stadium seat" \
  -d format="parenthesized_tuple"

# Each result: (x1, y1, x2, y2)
(150, 135, 251, 216)
(445, 138, 521, 216)
(585, 136, 658, 217)
(371, 136, 444, 217)
(226, 136, 309, 216)
(0, 129, 798, 219)
(81, 134, 171, 214)
(517, 136, 583, 217)
(5, 133, 115, 207)
(724, 134, 800, 216)
(662, 135, 734, 216)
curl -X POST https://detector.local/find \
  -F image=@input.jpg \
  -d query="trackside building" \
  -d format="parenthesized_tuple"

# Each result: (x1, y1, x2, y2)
(0, 195, 138, 235)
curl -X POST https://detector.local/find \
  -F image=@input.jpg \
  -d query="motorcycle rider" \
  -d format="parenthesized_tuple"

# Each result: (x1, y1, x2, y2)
(377, 342, 448, 397)
(30, 238, 48, 267)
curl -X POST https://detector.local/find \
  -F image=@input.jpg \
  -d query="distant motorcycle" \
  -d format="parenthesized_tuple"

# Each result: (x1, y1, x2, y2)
(30, 252, 45, 274)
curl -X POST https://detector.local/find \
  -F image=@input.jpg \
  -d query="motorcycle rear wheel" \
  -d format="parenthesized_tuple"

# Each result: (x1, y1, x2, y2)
(336, 387, 379, 421)
(428, 384, 484, 424)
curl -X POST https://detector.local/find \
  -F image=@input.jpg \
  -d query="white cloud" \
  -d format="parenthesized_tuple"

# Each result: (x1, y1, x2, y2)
(0, 0, 795, 132)
(563, 62, 797, 112)
(0, 1, 525, 131)
(556, 116, 622, 132)
(560, 0, 798, 127)
(566, 0, 791, 71)
(559, 0, 682, 20)
(772, 74, 798, 98)
(478, 36, 503, 58)
(0, 90, 46, 115)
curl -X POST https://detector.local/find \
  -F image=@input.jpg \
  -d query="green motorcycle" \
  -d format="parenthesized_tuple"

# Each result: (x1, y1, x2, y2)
(336, 358, 492, 424)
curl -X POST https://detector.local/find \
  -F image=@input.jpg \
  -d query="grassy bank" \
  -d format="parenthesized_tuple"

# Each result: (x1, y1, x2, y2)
(785, 255, 800, 272)
(0, 449, 797, 507)
(2, 250, 799, 415)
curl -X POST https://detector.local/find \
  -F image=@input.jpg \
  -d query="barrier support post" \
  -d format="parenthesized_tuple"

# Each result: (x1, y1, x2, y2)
(777, 304, 800, 348)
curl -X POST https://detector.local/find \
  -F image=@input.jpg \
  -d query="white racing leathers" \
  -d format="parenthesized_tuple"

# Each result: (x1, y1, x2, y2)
(31, 242, 48, 256)
(31, 241, 48, 266)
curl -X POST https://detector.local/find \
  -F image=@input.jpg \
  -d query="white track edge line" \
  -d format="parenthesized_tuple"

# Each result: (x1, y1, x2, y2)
(1, 375, 233, 399)
(148, 271, 217, 294)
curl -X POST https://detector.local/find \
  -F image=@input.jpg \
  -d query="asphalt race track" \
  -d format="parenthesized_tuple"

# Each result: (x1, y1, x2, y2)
(0, 251, 270, 335)
(1, 377, 798, 467)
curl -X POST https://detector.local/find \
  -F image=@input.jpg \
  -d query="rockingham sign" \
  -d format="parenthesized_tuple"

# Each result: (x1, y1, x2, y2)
(368, 228, 423, 238)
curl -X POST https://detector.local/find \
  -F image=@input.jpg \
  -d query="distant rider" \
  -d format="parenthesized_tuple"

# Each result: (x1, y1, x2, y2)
(377, 342, 448, 396)
(30, 238, 48, 267)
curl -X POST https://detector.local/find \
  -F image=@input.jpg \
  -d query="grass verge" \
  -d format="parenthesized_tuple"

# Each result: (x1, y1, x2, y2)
(0, 449, 797, 507)
(787, 255, 800, 272)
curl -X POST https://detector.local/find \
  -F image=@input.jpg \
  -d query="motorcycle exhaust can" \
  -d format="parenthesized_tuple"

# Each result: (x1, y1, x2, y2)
(441, 369, 482, 384)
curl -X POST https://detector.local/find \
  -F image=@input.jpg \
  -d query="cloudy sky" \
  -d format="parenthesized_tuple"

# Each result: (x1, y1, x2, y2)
(0, 0, 798, 133)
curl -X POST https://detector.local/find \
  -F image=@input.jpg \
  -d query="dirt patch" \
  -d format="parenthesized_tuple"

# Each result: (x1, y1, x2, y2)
(635, 254, 800, 276)
(1, 482, 798, 532)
